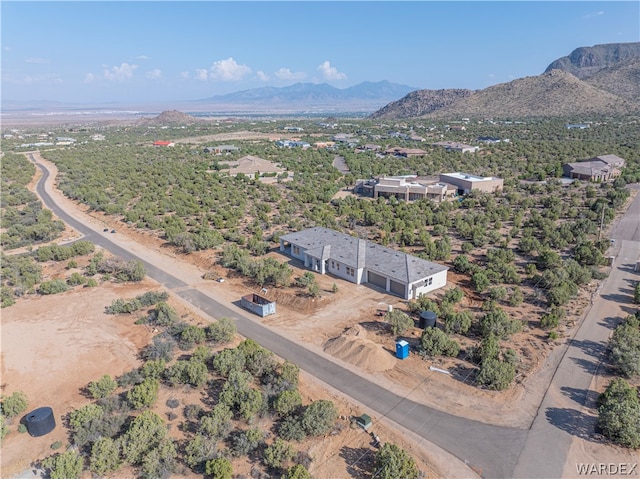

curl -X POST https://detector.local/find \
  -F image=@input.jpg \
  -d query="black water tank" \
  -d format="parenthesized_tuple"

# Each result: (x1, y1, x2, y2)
(24, 407, 56, 437)
(419, 310, 437, 329)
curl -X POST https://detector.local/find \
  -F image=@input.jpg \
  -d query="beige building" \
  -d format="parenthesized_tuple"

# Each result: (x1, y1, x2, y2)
(439, 172, 504, 194)
(373, 176, 451, 202)
(562, 154, 625, 182)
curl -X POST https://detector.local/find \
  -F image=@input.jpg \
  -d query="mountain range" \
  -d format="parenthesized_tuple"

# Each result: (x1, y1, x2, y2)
(194, 80, 417, 112)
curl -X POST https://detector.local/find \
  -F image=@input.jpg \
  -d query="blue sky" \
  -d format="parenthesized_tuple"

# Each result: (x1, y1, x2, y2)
(2, 1, 639, 104)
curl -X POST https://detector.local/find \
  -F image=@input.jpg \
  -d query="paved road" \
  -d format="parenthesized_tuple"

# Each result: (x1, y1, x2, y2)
(512, 188, 640, 478)
(32, 155, 640, 478)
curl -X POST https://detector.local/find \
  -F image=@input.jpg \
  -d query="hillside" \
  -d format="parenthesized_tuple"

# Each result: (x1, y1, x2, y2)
(545, 42, 640, 79)
(369, 89, 474, 120)
(137, 110, 199, 125)
(584, 58, 640, 102)
(369, 69, 638, 120)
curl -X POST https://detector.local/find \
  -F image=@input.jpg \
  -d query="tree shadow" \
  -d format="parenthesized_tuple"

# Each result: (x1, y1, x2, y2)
(545, 407, 601, 442)
(448, 363, 478, 385)
(600, 292, 633, 304)
(568, 338, 606, 360)
(339, 445, 374, 478)
(569, 356, 600, 375)
(560, 386, 600, 410)
(202, 378, 225, 407)
(359, 321, 389, 334)
(597, 316, 622, 330)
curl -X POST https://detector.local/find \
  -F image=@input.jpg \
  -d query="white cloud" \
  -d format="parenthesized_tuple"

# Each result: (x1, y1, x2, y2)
(137, 55, 151, 61)
(317, 61, 346, 81)
(25, 57, 50, 64)
(84, 73, 95, 83)
(209, 57, 251, 81)
(195, 68, 209, 81)
(103, 62, 138, 82)
(22, 73, 62, 85)
(257, 70, 270, 82)
(274, 68, 306, 81)
(584, 10, 605, 19)
(146, 69, 162, 80)
(3, 46, 10, 52)
(180, 71, 190, 79)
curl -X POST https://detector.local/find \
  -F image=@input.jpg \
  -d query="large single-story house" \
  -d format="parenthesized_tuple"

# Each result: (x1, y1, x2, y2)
(220, 155, 284, 177)
(562, 154, 625, 182)
(439, 172, 504, 194)
(355, 176, 452, 202)
(433, 141, 479, 153)
(279, 227, 448, 300)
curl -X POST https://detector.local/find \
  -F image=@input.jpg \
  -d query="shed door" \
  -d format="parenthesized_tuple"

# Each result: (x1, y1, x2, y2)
(367, 271, 386, 288)
(389, 280, 406, 297)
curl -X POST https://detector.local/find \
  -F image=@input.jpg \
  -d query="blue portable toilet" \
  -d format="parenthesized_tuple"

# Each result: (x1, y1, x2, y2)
(396, 340, 409, 359)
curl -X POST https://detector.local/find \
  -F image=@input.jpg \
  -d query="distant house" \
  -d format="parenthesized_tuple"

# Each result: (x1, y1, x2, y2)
(220, 155, 284, 177)
(284, 126, 304, 132)
(566, 123, 590, 129)
(275, 139, 310, 149)
(562, 154, 625, 182)
(279, 227, 448, 300)
(433, 141, 479, 153)
(439, 172, 504, 194)
(384, 147, 427, 158)
(204, 144, 239, 154)
(358, 176, 451, 202)
(153, 140, 175, 147)
(477, 136, 509, 144)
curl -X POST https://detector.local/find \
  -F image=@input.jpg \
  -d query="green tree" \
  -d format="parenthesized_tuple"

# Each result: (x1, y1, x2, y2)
(609, 315, 640, 378)
(301, 399, 337, 436)
(88, 374, 118, 399)
(263, 438, 295, 470)
(205, 457, 232, 479)
(126, 377, 159, 409)
(283, 464, 312, 479)
(38, 279, 69, 295)
(149, 301, 179, 326)
(199, 404, 232, 440)
(420, 328, 460, 357)
(206, 317, 236, 344)
(90, 437, 121, 476)
(480, 308, 522, 339)
(141, 438, 177, 479)
(274, 389, 303, 417)
(597, 378, 640, 448)
(384, 309, 414, 336)
(41, 451, 83, 479)
(442, 311, 473, 335)
(121, 410, 168, 464)
(373, 443, 419, 479)
(476, 358, 516, 390)
(184, 433, 218, 469)
(0, 391, 28, 418)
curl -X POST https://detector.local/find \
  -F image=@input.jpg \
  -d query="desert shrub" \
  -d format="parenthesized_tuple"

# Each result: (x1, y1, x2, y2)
(205, 457, 232, 479)
(274, 389, 302, 417)
(206, 317, 237, 344)
(442, 310, 473, 335)
(185, 433, 219, 469)
(90, 437, 122, 476)
(384, 309, 414, 336)
(199, 404, 233, 440)
(597, 378, 640, 448)
(142, 334, 176, 362)
(480, 308, 523, 339)
(212, 348, 246, 377)
(373, 443, 419, 479)
(0, 391, 28, 418)
(300, 400, 337, 436)
(278, 414, 307, 442)
(38, 279, 69, 295)
(41, 450, 83, 479)
(609, 315, 640, 378)
(420, 328, 460, 357)
(263, 438, 295, 470)
(127, 378, 159, 410)
(141, 359, 166, 379)
(180, 325, 207, 349)
(121, 410, 168, 464)
(540, 306, 566, 330)
(228, 427, 264, 456)
(88, 374, 118, 399)
(476, 358, 516, 390)
(148, 302, 179, 326)
(283, 464, 312, 479)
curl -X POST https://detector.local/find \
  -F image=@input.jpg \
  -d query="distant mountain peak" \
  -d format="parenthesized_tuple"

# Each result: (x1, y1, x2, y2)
(545, 42, 640, 79)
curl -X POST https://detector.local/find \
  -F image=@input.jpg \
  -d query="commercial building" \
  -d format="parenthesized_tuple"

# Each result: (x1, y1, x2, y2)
(439, 172, 504, 194)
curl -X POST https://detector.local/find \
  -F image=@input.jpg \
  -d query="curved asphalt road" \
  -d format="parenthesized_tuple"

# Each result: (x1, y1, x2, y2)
(41, 156, 640, 478)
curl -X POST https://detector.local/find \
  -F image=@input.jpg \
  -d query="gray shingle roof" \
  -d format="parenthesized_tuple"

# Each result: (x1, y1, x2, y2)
(280, 227, 448, 284)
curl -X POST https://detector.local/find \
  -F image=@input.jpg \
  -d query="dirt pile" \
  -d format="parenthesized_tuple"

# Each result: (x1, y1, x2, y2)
(324, 325, 397, 372)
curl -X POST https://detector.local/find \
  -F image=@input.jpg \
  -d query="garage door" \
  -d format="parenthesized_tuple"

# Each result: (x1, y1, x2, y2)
(389, 280, 406, 297)
(367, 271, 386, 288)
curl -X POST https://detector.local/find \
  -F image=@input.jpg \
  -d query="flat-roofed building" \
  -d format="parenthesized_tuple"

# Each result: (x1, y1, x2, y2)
(439, 172, 504, 194)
